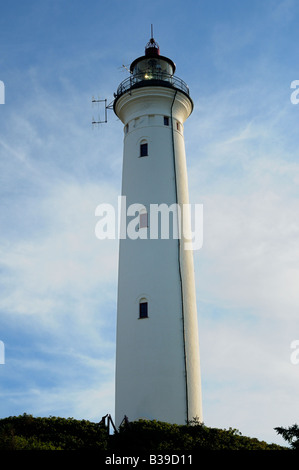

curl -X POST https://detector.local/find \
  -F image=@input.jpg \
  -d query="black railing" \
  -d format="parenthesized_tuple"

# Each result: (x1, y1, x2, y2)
(115, 72, 190, 99)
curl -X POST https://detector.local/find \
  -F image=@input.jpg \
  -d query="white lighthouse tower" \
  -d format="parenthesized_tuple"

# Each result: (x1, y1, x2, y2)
(114, 33, 202, 426)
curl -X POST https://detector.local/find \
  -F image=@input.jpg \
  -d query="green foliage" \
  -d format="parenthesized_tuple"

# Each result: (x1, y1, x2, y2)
(0, 413, 108, 450)
(275, 424, 299, 450)
(111, 418, 286, 452)
(0, 413, 288, 451)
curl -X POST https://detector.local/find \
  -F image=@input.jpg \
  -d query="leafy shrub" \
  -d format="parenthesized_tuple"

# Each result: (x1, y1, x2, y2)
(0, 414, 288, 451)
(275, 424, 299, 450)
(0, 413, 108, 450)
(111, 418, 286, 452)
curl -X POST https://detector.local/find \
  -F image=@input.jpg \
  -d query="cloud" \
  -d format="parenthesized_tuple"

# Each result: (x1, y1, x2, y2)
(188, 81, 299, 321)
(0, 176, 119, 418)
(183, 68, 299, 444)
(1, 353, 115, 421)
(0, 59, 122, 321)
(0, 56, 123, 421)
(0, 0, 298, 444)
(0, 179, 119, 316)
(196, 190, 299, 316)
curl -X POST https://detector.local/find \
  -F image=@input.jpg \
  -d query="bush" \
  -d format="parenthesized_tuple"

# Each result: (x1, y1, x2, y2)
(275, 424, 299, 450)
(0, 413, 108, 450)
(0, 414, 288, 451)
(110, 418, 286, 452)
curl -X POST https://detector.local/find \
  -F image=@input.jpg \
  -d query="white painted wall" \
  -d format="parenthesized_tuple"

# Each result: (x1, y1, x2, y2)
(114, 85, 202, 426)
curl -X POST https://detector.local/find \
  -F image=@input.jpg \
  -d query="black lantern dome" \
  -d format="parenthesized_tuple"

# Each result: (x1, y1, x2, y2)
(114, 32, 191, 106)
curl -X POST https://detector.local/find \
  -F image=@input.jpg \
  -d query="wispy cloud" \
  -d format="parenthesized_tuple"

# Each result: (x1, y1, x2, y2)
(0, 0, 298, 445)
(0, 75, 120, 420)
(185, 60, 299, 444)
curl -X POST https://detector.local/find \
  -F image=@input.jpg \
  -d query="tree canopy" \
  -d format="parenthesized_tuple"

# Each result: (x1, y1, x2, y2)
(275, 424, 299, 450)
(0, 414, 289, 451)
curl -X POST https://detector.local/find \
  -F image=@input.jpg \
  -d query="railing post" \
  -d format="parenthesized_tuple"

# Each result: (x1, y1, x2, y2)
(115, 72, 189, 99)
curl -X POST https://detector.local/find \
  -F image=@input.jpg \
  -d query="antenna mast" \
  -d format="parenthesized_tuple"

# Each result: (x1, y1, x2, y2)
(91, 97, 114, 126)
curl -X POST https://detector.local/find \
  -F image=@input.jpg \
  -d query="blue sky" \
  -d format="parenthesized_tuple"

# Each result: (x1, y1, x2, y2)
(0, 0, 299, 446)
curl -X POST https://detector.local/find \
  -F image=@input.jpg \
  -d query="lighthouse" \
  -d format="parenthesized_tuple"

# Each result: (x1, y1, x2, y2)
(114, 33, 203, 426)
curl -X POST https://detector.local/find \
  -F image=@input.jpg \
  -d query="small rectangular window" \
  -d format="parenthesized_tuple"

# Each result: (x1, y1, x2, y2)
(176, 122, 181, 131)
(140, 143, 148, 157)
(139, 302, 148, 318)
(164, 116, 169, 126)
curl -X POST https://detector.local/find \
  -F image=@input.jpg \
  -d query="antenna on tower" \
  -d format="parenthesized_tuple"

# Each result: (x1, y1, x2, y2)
(120, 64, 131, 74)
(145, 24, 160, 55)
(91, 96, 114, 127)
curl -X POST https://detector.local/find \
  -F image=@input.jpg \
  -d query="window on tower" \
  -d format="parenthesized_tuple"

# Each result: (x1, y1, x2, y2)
(164, 116, 169, 126)
(140, 142, 148, 157)
(139, 301, 148, 319)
